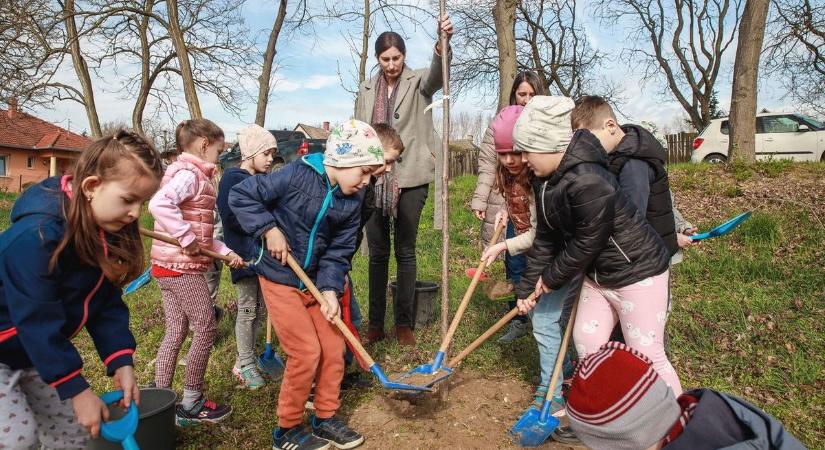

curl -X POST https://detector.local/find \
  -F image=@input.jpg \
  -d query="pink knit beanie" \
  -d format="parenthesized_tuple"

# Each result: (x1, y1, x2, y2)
(491, 105, 525, 153)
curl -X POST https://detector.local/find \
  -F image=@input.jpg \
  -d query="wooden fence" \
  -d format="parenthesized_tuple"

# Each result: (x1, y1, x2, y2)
(665, 132, 697, 164)
(448, 148, 479, 178)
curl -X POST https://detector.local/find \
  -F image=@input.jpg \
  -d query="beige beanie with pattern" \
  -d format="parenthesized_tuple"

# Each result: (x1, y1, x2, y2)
(513, 95, 575, 153)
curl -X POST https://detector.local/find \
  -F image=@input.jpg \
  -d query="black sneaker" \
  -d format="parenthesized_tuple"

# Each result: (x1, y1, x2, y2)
(175, 397, 232, 426)
(272, 426, 330, 450)
(550, 425, 580, 444)
(311, 416, 364, 449)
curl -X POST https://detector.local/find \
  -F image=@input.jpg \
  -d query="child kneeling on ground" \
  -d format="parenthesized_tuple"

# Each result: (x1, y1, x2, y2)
(566, 342, 805, 450)
(0, 131, 162, 447)
(230, 120, 384, 450)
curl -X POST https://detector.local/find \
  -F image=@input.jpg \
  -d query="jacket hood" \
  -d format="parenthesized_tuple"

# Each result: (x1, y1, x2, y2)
(549, 129, 608, 185)
(615, 124, 666, 164)
(301, 152, 328, 176)
(10, 176, 65, 225)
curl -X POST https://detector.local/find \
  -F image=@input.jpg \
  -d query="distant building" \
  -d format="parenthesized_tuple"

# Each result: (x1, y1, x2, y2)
(0, 100, 91, 192)
(294, 122, 331, 140)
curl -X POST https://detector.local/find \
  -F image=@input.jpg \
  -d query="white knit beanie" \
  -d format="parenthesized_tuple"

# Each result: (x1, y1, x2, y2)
(324, 120, 384, 168)
(238, 124, 278, 161)
(513, 95, 575, 153)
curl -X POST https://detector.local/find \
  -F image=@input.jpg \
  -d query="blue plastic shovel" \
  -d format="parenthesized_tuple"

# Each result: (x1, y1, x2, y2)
(99, 390, 139, 450)
(509, 290, 581, 447)
(285, 254, 430, 393)
(258, 318, 286, 379)
(123, 267, 152, 296)
(392, 223, 506, 389)
(690, 211, 752, 241)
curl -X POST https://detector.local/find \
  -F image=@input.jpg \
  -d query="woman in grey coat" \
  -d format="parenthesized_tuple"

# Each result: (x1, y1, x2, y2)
(354, 15, 454, 346)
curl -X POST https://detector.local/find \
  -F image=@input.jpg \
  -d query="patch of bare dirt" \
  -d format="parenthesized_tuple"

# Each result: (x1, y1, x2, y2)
(348, 373, 584, 449)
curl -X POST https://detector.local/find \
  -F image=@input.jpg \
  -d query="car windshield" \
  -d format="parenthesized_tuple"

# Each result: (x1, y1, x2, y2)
(796, 114, 825, 130)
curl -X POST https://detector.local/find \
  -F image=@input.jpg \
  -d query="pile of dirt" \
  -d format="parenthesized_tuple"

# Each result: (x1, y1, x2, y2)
(348, 373, 584, 449)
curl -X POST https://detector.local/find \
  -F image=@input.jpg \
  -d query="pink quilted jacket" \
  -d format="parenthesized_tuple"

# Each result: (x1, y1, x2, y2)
(149, 153, 229, 273)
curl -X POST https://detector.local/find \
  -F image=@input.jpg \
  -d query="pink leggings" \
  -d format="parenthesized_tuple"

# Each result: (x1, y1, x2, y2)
(573, 270, 683, 396)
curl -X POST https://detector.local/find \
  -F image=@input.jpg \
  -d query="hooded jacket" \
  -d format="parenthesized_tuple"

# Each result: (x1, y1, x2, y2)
(517, 130, 670, 298)
(0, 177, 136, 400)
(666, 389, 805, 450)
(228, 153, 362, 295)
(217, 167, 258, 282)
(608, 124, 678, 256)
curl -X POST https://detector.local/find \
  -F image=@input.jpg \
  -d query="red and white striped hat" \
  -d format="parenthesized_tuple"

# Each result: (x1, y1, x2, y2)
(566, 342, 681, 450)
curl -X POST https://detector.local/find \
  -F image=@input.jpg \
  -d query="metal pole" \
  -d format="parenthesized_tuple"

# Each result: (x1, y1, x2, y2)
(439, 5, 451, 340)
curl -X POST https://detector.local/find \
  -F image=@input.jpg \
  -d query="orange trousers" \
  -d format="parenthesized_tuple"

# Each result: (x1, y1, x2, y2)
(259, 277, 345, 427)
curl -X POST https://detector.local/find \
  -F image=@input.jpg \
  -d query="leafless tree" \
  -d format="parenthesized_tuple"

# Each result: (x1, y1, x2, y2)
(763, 0, 825, 116)
(593, 0, 743, 131)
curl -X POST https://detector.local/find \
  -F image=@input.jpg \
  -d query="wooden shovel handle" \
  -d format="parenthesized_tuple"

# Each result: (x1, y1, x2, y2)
(447, 292, 537, 367)
(139, 227, 235, 264)
(285, 255, 376, 368)
(266, 315, 272, 344)
(543, 289, 582, 403)
(438, 222, 505, 353)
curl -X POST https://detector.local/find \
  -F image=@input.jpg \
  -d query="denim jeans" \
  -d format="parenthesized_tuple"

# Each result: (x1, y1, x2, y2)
(528, 283, 574, 396)
(505, 221, 528, 323)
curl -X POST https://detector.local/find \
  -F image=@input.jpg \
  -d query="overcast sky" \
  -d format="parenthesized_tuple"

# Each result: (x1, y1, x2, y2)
(25, 0, 798, 141)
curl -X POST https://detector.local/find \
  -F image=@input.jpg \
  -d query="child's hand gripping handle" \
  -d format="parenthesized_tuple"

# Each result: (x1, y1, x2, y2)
(139, 228, 247, 266)
(284, 255, 376, 369)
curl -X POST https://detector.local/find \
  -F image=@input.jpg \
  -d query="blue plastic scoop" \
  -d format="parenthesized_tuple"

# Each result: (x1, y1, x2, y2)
(99, 390, 139, 450)
(690, 211, 752, 241)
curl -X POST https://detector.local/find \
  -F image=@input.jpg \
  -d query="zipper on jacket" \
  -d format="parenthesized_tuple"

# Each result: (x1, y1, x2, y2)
(300, 178, 338, 289)
(540, 181, 552, 229)
(609, 236, 632, 263)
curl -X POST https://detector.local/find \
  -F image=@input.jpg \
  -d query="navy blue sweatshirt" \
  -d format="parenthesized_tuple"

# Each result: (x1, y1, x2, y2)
(217, 167, 258, 282)
(0, 177, 136, 400)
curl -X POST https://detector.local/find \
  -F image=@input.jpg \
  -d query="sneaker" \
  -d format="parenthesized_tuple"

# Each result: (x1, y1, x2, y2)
(498, 320, 529, 343)
(530, 387, 566, 418)
(272, 426, 330, 450)
(550, 426, 580, 444)
(175, 397, 232, 426)
(311, 415, 364, 449)
(233, 364, 266, 390)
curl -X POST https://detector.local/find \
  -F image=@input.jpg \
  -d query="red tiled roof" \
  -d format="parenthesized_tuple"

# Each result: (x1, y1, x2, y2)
(0, 108, 92, 152)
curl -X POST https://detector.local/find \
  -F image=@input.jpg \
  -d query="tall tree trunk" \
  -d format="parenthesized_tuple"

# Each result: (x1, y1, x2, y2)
(255, 0, 288, 126)
(64, 0, 101, 137)
(493, 0, 517, 111)
(358, 0, 371, 86)
(132, 1, 154, 135)
(728, 0, 770, 163)
(166, 0, 202, 118)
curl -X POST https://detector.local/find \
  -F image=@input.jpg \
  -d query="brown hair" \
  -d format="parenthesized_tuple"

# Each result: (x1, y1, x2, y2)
(49, 130, 163, 287)
(571, 95, 618, 130)
(374, 31, 406, 57)
(175, 118, 225, 153)
(372, 123, 405, 154)
(509, 71, 546, 106)
(494, 156, 534, 199)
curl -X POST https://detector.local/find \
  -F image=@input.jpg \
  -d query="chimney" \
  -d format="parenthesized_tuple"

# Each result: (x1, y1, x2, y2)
(323, 121, 330, 131)
(7, 98, 18, 119)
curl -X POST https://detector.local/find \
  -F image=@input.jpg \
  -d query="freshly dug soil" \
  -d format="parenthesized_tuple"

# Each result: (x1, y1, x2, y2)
(392, 370, 450, 387)
(348, 372, 585, 449)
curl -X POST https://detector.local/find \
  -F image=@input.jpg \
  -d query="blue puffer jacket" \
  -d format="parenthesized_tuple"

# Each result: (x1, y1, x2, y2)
(229, 154, 362, 295)
(0, 177, 136, 400)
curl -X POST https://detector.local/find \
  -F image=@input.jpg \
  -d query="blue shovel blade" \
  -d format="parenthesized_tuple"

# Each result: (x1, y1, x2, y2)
(258, 344, 286, 380)
(392, 363, 453, 389)
(99, 391, 140, 450)
(509, 405, 560, 448)
(691, 211, 752, 241)
(123, 267, 152, 296)
(371, 365, 433, 392)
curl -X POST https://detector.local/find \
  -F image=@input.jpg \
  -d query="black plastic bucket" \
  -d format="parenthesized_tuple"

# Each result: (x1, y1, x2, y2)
(86, 388, 177, 450)
(389, 280, 440, 329)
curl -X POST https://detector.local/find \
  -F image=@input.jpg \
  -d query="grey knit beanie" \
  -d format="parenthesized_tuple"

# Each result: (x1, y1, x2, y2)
(512, 95, 575, 153)
(566, 342, 681, 450)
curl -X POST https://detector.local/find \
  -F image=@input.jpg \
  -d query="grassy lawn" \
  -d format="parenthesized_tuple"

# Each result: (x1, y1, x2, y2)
(1, 162, 822, 448)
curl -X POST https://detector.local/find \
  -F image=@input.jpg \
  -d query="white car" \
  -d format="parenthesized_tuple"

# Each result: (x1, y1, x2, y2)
(691, 112, 825, 163)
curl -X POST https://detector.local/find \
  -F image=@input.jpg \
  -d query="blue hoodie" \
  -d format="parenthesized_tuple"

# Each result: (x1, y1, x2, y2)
(217, 167, 257, 283)
(229, 153, 362, 295)
(0, 177, 136, 400)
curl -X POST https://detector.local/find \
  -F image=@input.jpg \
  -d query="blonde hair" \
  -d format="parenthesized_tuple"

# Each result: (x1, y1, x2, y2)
(175, 118, 224, 153)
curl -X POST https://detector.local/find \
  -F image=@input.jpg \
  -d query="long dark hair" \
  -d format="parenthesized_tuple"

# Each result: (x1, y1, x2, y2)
(495, 156, 534, 198)
(50, 130, 163, 287)
(509, 71, 546, 106)
(374, 31, 406, 57)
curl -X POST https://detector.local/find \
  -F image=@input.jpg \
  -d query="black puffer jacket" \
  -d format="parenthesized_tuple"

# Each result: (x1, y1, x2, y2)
(517, 130, 670, 298)
(608, 124, 678, 256)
